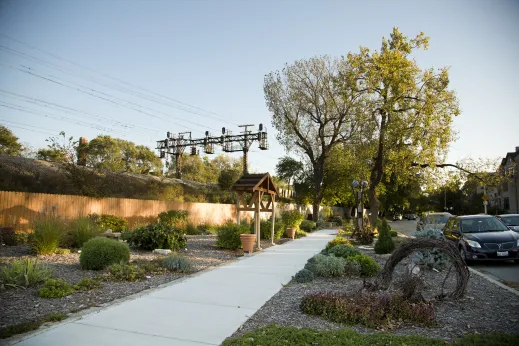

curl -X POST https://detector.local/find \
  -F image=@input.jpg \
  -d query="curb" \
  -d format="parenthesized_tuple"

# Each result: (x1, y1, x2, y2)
(468, 267, 519, 297)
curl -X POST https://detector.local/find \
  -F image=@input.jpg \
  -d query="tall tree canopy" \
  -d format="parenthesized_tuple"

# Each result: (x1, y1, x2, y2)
(37, 131, 77, 164)
(0, 126, 23, 156)
(343, 28, 460, 228)
(264, 56, 365, 220)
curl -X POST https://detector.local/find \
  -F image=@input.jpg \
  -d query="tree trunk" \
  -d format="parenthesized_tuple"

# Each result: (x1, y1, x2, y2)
(312, 162, 325, 222)
(312, 202, 320, 222)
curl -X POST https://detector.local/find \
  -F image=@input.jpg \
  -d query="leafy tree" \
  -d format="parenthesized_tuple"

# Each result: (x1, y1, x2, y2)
(0, 126, 23, 156)
(344, 28, 460, 228)
(275, 156, 303, 197)
(264, 56, 365, 220)
(37, 131, 78, 164)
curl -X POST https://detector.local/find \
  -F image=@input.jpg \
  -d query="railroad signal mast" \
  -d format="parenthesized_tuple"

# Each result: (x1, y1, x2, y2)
(157, 124, 269, 179)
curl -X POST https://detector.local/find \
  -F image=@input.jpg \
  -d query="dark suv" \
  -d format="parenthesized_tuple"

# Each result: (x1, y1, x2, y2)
(442, 215, 519, 263)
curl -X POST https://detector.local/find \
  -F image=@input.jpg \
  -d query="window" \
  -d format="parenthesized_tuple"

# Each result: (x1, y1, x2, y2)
(504, 197, 510, 210)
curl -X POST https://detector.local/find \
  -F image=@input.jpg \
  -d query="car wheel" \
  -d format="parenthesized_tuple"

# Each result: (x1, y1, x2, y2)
(459, 246, 472, 265)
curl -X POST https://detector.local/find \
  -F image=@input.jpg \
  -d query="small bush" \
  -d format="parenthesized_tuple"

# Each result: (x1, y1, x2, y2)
(133, 259, 167, 275)
(328, 244, 360, 259)
(390, 230, 398, 237)
(163, 254, 195, 273)
(281, 210, 305, 228)
(357, 225, 375, 245)
(294, 229, 307, 238)
(343, 261, 362, 276)
(185, 223, 200, 235)
(0, 227, 16, 246)
(293, 268, 314, 283)
(54, 248, 71, 255)
(216, 221, 251, 249)
(74, 277, 101, 291)
(79, 237, 130, 270)
(39, 279, 75, 298)
(300, 220, 316, 233)
(301, 292, 436, 328)
(158, 210, 189, 229)
(252, 219, 285, 240)
(89, 214, 128, 232)
(14, 232, 29, 245)
(197, 223, 217, 234)
(346, 254, 381, 277)
(66, 217, 102, 248)
(314, 254, 346, 277)
(32, 214, 66, 255)
(325, 236, 352, 250)
(374, 219, 395, 254)
(412, 227, 451, 270)
(105, 264, 146, 281)
(124, 222, 187, 251)
(0, 258, 52, 287)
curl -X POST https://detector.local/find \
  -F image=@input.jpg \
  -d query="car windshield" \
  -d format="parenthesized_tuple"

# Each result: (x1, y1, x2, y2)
(461, 218, 509, 233)
(501, 216, 519, 226)
(427, 215, 450, 224)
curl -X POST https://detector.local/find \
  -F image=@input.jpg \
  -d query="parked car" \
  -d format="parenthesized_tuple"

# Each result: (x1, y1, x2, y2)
(496, 214, 519, 232)
(416, 212, 453, 231)
(442, 215, 519, 263)
(404, 214, 417, 220)
(393, 213, 403, 221)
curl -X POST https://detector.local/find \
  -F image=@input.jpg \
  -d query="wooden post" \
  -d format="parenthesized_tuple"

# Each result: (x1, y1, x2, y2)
(256, 191, 261, 250)
(236, 192, 243, 224)
(271, 193, 276, 245)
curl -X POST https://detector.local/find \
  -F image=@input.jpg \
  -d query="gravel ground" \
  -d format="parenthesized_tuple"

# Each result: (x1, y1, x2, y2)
(234, 245, 519, 341)
(0, 235, 288, 330)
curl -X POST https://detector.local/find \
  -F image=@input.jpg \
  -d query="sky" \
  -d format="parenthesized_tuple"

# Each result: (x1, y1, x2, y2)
(0, 0, 518, 175)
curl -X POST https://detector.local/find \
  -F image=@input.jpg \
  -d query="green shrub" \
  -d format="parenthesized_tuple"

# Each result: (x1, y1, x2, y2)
(346, 254, 381, 277)
(343, 260, 362, 276)
(74, 277, 101, 291)
(197, 223, 217, 234)
(314, 254, 346, 277)
(281, 210, 305, 228)
(327, 244, 360, 259)
(357, 225, 375, 245)
(252, 219, 285, 240)
(79, 237, 130, 270)
(301, 292, 436, 328)
(39, 279, 75, 298)
(124, 222, 187, 251)
(0, 258, 52, 287)
(133, 259, 167, 275)
(186, 223, 200, 235)
(158, 210, 188, 229)
(14, 232, 29, 245)
(300, 220, 316, 233)
(325, 236, 352, 250)
(216, 221, 250, 249)
(0, 313, 67, 339)
(390, 230, 398, 237)
(0, 227, 16, 246)
(66, 217, 102, 248)
(293, 268, 314, 283)
(54, 248, 71, 255)
(32, 214, 66, 255)
(89, 214, 128, 232)
(374, 219, 395, 254)
(105, 264, 146, 281)
(294, 229, 307, 238)
(163, 254, 195, 273)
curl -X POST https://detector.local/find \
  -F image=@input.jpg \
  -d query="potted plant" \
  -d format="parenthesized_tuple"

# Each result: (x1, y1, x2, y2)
(239, 222, 256, 254)
(281, 210, 304, 240)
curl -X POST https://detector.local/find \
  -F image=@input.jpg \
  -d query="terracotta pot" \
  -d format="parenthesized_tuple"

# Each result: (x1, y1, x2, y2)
(286, 227, 296, 240)
(240, 234, 256, 253)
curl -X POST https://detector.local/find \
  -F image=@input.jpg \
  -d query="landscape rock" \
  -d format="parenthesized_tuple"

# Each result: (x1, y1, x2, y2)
(152, 249, 172, 255)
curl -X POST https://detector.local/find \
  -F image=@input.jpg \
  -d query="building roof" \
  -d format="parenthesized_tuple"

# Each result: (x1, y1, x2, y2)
(231, 173, 278, 195)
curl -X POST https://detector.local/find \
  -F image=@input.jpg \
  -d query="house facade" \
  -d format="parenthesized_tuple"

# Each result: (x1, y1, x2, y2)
(497, 147, 519, 213)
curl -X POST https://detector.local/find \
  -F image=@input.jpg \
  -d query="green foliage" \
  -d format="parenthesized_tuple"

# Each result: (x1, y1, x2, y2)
(216, 221, 251, 249)
(74, 277, 101, 291)
(327, 244, 360, 259)
(313, 254, 346, 277)
(37, 131, 77, 164)
(79, 237, 130, 270)
(0, 258, 52, 288)
(124, 222, 187, 251)
(301, 292, 436, 328)
(300, 220, 316, 232)
(163, 254, 195, 273)
(293, 268, 314, 283)
(281, 209, 305, 228)
(0, 227, 16, 246)
(133, 259, 167, 275)
(38, 279, 75, 298)
(89, 214, 128, 232)
(66, 217, 102, 248)
(54, 248, 71, 255)
(325, 236, 352, 250)
(0, 125, 23, 156)
(356, 225, 374, 245)
(252, 219, 285, 240)
(105, 264, 146, 281)
(294, 228, 307, 238)
(158, 210, 189, 229)
(196, 222, 217, 235)
(374, 219, 395, 254)
(218, 168, 241, 190)
(346, 254, 381, 277)
(412, 227, 451, 269)
(0, 313, 67, 339)
(31, 214, 66, 255)
(390, 230, 398, 237)
(185, 223, 200, 235)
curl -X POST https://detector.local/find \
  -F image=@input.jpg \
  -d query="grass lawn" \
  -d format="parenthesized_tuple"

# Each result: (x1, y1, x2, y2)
(223, 325, 519, 346)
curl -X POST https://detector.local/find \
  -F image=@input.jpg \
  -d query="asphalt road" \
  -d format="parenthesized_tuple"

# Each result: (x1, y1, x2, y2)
(389, 220, 519, 290)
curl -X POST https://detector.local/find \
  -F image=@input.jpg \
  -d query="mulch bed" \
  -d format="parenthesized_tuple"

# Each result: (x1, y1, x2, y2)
(0, 235, 289, 331)
(234, 243, 519, 341)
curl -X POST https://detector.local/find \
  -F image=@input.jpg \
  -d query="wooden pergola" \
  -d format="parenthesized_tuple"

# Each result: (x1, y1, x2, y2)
(232, 173, 278, 250)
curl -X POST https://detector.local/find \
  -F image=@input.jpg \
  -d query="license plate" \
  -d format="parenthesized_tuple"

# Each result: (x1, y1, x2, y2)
(497, 251, 509, 257)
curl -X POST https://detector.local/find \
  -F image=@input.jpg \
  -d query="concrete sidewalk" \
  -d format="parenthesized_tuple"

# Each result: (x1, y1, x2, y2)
(10, 229, 336, 346)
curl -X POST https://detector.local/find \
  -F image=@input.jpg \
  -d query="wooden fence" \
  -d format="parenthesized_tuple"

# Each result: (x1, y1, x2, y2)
(0, 191, 243, 231)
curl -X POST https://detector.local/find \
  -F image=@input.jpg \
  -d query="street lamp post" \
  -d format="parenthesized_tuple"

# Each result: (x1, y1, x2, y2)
(352, 180, 369, 231)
